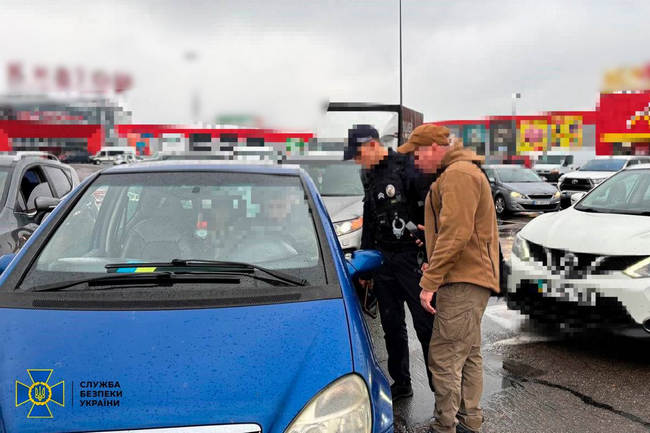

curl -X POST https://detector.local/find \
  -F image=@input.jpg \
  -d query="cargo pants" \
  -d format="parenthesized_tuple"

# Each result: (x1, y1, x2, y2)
(429, 282, 491, 433)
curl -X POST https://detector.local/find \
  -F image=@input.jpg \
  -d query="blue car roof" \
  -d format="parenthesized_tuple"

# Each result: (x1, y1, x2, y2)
(102, 161, 304, 176)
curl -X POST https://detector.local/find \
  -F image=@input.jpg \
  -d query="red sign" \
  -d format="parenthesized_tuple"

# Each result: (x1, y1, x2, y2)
(596, 91, 650, 154)
(7, 62, 133, 94)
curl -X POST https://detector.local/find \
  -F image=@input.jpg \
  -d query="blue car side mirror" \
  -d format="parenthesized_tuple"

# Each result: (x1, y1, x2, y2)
(0, 253, 16, 275)
(346, 250, 384, 278)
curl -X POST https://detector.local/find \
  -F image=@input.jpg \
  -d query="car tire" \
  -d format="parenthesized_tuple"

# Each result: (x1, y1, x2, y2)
(494, 195, 508, 217)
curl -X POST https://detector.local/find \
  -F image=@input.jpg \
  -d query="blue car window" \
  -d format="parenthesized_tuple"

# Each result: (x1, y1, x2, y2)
(21, 171, 326, 291)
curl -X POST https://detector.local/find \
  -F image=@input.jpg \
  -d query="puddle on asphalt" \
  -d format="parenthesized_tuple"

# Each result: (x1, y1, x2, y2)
(392, 350, 535, 428)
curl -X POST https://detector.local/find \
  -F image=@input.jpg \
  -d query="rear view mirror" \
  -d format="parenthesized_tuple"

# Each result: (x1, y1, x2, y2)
(34, 196, 61, 212)
(346, 250, 384, 278)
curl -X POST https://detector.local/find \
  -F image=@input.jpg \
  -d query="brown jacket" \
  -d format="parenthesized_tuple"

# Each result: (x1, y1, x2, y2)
(419, 145, 500, 294)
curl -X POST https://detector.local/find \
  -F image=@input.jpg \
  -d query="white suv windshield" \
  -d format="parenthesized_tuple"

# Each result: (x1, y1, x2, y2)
(576, 170, 650, 215)
(580, 159, 627, 172)
(22, 171, 324, 290)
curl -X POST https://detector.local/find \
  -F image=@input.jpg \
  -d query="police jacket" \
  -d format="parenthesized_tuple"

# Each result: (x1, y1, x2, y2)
(360, 149, 422, 252)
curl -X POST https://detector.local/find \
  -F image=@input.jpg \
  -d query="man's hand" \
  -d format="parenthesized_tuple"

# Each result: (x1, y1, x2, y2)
(420, 289, 436, 314)
(421, 262, 429, 272)
(413, 224, 426, 248)
(358, 278, 372, 290)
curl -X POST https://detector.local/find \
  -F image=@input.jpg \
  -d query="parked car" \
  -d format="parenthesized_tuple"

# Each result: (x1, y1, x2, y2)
(483, 164, 561, 217)
(91, 146, 138, 165)
(286, 157, 364, 253)
(0, 162, 393, 433)
(558, 155, 650, 208)
(0, 154, 79, 255)
(531, 149, 594, 183)
(507, 163, 650, 337)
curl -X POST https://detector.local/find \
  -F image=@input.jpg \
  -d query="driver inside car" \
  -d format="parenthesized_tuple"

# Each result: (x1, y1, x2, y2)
(232, 188, 318, 265)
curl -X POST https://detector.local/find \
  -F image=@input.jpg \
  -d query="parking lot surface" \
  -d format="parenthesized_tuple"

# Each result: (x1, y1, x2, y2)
(375, 212, 650, 433)
(72, 165, 649, 433)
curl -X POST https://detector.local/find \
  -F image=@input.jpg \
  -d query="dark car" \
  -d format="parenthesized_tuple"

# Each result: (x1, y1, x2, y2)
(483, 164, 560, 216)
(0, 154, 79, 254)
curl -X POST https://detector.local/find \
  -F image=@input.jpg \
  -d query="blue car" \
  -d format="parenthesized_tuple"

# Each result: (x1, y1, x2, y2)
(0, 162, 392, 433)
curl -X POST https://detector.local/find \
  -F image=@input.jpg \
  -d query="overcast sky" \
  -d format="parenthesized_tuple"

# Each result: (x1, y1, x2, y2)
(1, 0, 649, 130)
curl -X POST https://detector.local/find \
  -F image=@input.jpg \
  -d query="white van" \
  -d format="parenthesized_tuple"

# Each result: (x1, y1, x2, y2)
(91, 147, 138, 165)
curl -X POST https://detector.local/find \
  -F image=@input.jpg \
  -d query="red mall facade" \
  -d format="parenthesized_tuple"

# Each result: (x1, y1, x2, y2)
(0, 92, 649, 158)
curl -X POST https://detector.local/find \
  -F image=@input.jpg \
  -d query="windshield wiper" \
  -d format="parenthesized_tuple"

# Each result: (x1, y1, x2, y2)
(30, 271, 176, 292)
(104, 259, 308, 287)
(29, 272, 245, 292)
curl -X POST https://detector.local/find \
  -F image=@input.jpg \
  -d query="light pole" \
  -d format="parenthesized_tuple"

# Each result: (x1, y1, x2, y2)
(399, 0, 403, 109)
(397, 0, 403, 145)
(184, 51, 201, 123)
(512, 92, 521, 116)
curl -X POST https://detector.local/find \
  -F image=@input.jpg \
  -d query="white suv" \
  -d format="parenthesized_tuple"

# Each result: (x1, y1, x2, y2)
(558, 155, 650, 208)
(508, 164, 650, 337)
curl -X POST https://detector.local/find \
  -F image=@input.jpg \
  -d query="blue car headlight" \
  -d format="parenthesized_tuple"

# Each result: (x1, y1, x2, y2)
(285, 375, 371, 433)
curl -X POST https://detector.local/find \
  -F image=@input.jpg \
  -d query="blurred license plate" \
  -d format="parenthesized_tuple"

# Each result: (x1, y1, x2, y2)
(532, 200, 549, 205)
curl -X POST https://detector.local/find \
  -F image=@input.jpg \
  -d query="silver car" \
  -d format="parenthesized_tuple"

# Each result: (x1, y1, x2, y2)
(293, 159, 364, 252)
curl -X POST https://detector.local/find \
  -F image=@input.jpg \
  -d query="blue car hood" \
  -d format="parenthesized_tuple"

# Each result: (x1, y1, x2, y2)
(0, 299, 353, 433)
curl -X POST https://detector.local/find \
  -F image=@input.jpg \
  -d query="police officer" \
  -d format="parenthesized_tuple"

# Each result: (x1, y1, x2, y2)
(345, 124, 434, 400)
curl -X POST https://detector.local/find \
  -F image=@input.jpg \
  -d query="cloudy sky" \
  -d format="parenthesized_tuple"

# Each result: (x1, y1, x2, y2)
(1, 0, 649, 130)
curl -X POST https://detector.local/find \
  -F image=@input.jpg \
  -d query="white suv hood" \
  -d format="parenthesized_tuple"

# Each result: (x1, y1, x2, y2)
(520, 207, 650, 255)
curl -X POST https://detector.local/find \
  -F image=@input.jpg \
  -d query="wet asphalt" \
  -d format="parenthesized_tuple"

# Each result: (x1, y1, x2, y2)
(71, 165, 650, 433)
(368, 213, 650, 433)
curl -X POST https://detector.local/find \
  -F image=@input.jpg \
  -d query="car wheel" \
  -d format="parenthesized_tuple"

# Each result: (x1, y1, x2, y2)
(494, 195, 508, 217)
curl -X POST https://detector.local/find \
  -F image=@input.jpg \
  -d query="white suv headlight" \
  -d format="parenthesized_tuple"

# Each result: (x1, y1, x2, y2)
(512, 234, 530, 261)
(592, 177, 607, 184)
(285, 375, 371, 433)
(334, 217, 363, 236)
(623, 257, 650, 278)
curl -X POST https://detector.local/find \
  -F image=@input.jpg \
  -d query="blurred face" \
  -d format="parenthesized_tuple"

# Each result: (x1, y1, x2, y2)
(414, 141, 452, 173)
(265, 198, 292, 221)
(354, 140, 387, 169)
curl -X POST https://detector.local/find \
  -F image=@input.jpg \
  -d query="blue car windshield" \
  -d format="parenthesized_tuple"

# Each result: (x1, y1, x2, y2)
(20, 171, 326, 291)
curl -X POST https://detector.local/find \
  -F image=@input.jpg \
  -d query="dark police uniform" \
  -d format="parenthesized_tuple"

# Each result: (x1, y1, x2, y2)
(360, 148, 434, 390)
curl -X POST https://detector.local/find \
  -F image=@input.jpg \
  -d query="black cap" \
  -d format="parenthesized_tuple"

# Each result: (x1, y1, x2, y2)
(344, 124, 380, 160)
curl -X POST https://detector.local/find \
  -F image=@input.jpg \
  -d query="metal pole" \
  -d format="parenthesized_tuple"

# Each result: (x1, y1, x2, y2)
(399, 0, 402, 106)
(512, 92, 521, 116)
(398, 0, 403, 145)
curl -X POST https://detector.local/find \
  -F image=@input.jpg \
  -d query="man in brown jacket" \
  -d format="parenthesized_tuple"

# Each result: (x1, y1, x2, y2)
(403, 124, 500, 433)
